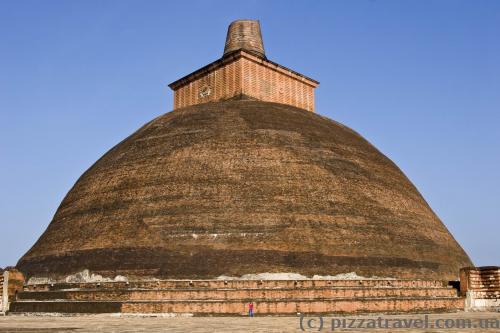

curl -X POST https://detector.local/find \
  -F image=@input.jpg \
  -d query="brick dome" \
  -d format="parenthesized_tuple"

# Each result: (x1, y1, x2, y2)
(17, 99, 472, 280)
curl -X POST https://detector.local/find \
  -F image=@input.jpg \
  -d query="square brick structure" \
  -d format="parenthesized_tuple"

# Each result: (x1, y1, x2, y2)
(169, 20, 318, 112)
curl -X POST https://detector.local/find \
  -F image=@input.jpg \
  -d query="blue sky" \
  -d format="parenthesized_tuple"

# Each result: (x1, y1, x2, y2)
(0, 0, 498, 269)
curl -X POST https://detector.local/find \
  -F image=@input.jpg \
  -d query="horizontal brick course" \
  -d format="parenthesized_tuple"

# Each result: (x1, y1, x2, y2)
(10, 297, 465, 315)
(17, 287, 458, 302)
(24, 279, 450, 291)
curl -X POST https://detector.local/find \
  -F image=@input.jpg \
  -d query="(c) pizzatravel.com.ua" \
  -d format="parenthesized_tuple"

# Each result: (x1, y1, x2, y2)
(299, 314, 500, 331)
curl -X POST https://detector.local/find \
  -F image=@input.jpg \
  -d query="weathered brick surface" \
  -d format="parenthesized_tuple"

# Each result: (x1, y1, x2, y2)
(170, 19, 317, 112)
(223, 20, 265, 58)
(1, 269, 24, 314)
(460, 267, 500, 309)
(0, 270, 4, 314)
(11, 278, 464, 315)
(240, 56, 315, 111)
(23, 279, 450, 292)
(17, 287, 458, 302)
(17, 100, 472, 280)
(10, 298, 465, 315)
(171, 51, 317, 112)
(173, 56, 243, 110)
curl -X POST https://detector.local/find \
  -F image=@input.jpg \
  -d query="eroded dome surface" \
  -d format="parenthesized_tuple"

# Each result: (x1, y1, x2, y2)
(17, 100, 472, 280)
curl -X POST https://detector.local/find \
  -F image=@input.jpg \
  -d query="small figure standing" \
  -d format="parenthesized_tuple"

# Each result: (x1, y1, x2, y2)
(248, 302, 254, 317)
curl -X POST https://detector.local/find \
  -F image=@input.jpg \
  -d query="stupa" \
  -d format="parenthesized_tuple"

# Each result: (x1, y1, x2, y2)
(17, 19, 472, 282)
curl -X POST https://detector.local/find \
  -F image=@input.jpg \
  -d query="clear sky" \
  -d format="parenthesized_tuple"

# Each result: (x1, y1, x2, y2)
(1, 0, 499, 269)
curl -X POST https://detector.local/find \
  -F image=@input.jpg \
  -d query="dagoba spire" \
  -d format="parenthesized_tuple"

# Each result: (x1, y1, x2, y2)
(223, 20, 266, 59)
(169, 19, 318, 112)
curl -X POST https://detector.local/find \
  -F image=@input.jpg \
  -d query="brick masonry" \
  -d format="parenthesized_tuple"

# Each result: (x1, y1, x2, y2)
(11, 278, 464, 315)
(1, 269, 25, 314)
(0, 270, 3, 314)
(16, 100, 473, 281)
(460, 266, 500, 310)
(223, 20, 265, 58)
(169, 51, 318, 112)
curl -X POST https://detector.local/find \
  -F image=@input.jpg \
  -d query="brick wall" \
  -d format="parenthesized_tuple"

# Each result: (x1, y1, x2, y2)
(171, 51, 317, 112)
(174, 58, 243, 110)
(13, 278, 464, 314)
(0, 270, 4, 314)
(1, 269, 25, 314)
(460, 266, 500, 310)
(240, 57, 314, 112)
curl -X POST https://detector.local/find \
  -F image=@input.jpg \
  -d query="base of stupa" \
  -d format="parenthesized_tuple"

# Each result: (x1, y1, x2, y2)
(8, 279, 465, 315)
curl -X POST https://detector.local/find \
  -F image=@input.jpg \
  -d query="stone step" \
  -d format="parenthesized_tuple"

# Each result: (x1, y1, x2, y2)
(17, 287, 458, 301)
(24, 279, 450, 291)
(10, 297, 465, 315)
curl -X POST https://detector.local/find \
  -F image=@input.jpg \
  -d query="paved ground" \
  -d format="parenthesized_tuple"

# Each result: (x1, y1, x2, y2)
(0, 312, 499, 332)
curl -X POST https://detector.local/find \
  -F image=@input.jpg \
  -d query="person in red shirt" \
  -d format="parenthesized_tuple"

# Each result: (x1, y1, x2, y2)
(248, 302, 254, 317)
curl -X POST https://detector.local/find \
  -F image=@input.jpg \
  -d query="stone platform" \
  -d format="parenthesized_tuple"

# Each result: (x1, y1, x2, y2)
(9, 279, 464, 315)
